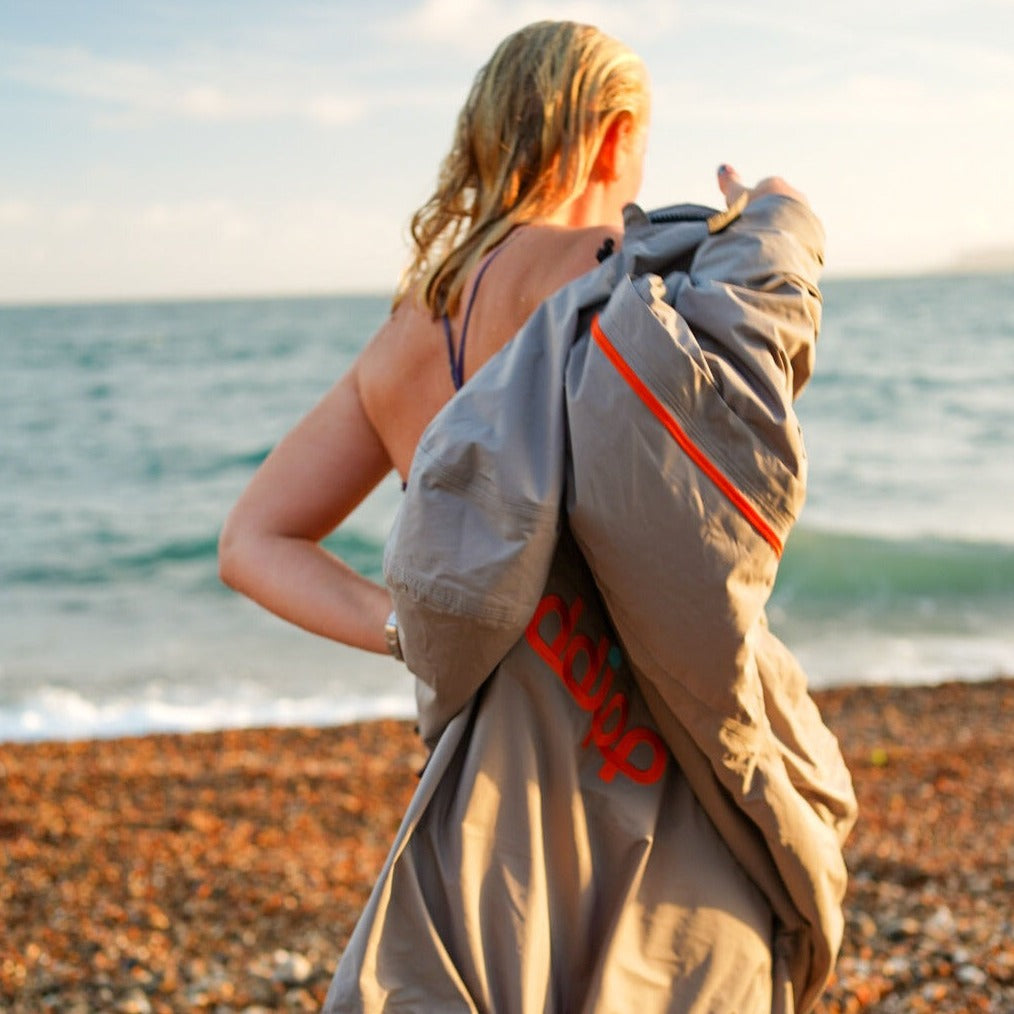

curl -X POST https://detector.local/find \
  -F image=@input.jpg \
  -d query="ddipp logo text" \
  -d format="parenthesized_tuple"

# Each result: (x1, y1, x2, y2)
(525, 593, 667, 786)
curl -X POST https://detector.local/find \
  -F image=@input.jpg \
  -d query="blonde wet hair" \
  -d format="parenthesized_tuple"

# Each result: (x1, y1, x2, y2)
(396, 20, 649, 317)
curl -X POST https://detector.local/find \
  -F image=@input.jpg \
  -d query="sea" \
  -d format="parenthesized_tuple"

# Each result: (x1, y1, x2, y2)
(2, 273, 1013, 743)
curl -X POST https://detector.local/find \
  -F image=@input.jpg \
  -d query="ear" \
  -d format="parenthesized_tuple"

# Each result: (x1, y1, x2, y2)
(592, 112, 637, 183)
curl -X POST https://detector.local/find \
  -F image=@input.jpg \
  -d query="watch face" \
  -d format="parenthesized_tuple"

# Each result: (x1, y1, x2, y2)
(385, 612, 403, 661)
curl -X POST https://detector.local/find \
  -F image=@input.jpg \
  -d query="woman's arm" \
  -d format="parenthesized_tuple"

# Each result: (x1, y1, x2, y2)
(218, 361, 394, 655)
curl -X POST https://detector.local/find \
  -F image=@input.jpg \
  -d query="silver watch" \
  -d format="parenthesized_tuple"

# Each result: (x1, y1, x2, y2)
(384, 609, 404, 661)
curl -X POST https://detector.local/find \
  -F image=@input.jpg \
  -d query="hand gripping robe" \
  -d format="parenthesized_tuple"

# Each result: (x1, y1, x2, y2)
(324, 195, 858, 1014)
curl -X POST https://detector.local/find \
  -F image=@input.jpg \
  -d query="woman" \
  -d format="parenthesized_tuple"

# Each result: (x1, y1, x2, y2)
(217, 18, 796, 667)
(218, 20, 649, 654)
(221, 20, 852, 1014)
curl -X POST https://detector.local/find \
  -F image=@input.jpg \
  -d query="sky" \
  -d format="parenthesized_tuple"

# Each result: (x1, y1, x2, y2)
(2, 0, 1013, 304)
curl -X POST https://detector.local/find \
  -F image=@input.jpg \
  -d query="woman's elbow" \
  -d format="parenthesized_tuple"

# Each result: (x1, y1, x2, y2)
(217, 511, 250, 592)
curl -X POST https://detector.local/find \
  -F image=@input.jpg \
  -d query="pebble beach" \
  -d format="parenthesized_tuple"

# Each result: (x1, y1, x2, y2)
(2, 678, 1012, 1013)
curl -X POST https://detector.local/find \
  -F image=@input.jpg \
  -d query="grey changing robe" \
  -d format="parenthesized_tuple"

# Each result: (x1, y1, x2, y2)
(324, 195, 858, 1014)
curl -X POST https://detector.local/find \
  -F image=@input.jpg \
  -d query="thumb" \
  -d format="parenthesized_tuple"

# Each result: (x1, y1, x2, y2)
(717, 164, 747, 208)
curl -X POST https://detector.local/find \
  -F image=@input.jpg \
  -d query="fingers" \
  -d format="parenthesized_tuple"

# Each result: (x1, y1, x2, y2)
(716, 165, 809, 208)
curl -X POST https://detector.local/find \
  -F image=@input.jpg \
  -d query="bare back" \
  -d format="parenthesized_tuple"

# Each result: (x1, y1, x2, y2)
(357, 223, 622, 479)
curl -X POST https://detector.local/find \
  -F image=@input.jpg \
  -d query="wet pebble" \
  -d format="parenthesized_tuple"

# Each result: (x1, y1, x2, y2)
(271, 949, 314, 986)
(956, 963, 988, 987)
(883, 916, 922, 941)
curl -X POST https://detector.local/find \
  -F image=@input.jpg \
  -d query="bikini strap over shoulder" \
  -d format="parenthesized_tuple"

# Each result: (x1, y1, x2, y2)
(443, 235, 516, 391)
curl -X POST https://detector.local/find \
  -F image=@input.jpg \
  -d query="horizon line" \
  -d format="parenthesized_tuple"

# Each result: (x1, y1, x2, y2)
(1, 263, 1011, 311)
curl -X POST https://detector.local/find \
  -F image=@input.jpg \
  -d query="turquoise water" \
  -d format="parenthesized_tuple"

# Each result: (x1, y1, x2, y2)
(2, 274, 1013, 741)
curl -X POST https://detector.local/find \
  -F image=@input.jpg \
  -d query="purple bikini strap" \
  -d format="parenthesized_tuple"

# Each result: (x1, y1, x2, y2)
(443, 239, 513, 391)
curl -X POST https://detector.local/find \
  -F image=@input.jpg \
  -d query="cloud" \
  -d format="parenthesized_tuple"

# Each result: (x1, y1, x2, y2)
(0, 201, 100, 231)
(135, 199, 258, 240)
(304, 94, 365, 126)
(0, 195, 408, 303)
(382, 0, 679, 57)
(0, 42, 367, 127)
(0, 201, 35, 225)
(651, 62, 1012, 130)
(178, 85, 241, 121)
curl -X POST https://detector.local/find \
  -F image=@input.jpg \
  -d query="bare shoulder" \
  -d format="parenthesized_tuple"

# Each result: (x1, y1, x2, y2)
(351, 222, 625, 466)
(356, 294, 452, 476)
(359, 295, 435, 373)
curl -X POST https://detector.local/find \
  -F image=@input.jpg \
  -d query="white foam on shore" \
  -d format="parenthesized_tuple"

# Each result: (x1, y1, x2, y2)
(0, 683, 417, 744)
(0, 607, 419, 743)
(3, 630, 1012, 744)
(791, 631, 1014, 690)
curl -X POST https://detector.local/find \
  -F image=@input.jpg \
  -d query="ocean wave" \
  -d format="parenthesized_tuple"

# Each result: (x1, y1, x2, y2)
(5, 527, 389, 588)
(771, 526, 1014, 685)
(775, 527, 1014, 608)
(4, 534, 223, 586)
(190, 447, 274, 477)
